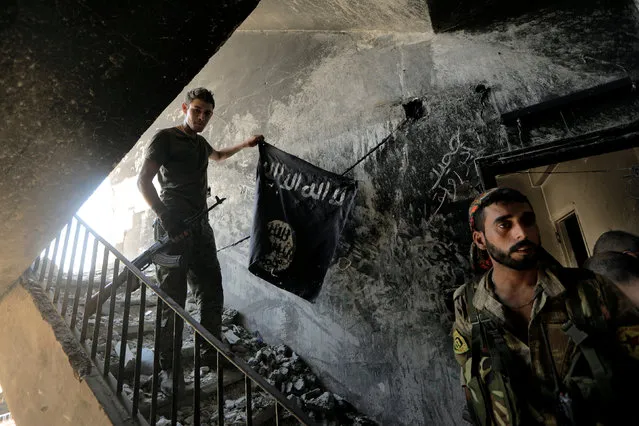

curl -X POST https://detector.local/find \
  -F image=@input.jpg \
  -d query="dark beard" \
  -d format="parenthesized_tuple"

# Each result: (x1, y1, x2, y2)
(486, 239, 539, 271)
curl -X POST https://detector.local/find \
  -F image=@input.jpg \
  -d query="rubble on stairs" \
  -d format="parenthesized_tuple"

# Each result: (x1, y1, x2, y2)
(197, 308, 377, 426)
(128, 305, 376, 425)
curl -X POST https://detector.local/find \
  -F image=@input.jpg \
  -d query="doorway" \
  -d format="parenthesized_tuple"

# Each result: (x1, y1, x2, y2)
(556, 211, 589, 267)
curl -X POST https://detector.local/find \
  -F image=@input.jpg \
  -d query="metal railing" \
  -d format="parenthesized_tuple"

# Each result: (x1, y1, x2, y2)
(28, 215, 316, 426)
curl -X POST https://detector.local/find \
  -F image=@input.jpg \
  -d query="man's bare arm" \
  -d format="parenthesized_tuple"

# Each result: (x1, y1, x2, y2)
(137, 158, 166, 215)
(209, 134, 264, 162)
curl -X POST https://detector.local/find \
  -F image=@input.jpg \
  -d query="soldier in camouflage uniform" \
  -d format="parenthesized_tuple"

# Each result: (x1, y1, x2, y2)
(452, 188, 639, 426)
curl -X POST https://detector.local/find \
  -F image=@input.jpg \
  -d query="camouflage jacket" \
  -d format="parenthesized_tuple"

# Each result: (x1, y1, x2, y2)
(452, 266, 639, 426)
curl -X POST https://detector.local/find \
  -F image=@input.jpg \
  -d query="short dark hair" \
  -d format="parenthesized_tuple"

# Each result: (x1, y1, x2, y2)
(593, 230, 639, 255)
(185, 87, 215, 109)
(584, 251, 639, 286)
(473, 188, 532, 232)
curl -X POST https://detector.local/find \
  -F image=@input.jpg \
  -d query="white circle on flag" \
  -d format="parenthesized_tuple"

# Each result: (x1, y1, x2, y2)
(258, 220, 295, 274)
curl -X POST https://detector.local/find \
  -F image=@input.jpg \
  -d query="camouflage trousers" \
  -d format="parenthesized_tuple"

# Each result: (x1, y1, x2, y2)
(154, 217, 223, 371)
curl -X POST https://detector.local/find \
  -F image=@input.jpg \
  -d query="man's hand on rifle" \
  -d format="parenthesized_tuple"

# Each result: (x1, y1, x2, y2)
(158, 210, 189, 242)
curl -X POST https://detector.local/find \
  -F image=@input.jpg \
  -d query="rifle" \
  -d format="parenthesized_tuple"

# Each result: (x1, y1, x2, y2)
(84, 196, 227, 317)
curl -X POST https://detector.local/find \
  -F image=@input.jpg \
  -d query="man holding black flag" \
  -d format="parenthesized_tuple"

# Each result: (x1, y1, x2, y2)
(137, 87, 263, 395)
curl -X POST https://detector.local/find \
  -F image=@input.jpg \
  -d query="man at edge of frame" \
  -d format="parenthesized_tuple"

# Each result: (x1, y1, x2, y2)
(452, 187, 639, 425)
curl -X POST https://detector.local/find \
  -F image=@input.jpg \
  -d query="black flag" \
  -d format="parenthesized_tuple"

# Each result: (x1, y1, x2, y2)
(249, 142, 357, 301)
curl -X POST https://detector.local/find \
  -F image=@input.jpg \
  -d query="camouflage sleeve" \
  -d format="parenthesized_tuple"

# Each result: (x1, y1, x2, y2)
(452, 283, 515, 425)
(452, 285, 472, 386)
(594, 273, 639, 360)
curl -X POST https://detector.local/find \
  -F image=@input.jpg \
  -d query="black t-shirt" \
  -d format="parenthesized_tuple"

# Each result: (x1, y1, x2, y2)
(145, 127, 213, 217)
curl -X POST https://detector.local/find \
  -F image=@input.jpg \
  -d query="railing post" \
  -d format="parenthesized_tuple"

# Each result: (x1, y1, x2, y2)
(245, 375, 253, 426)
(91, 248, 110, 359)
(132, 278, 145, 416)
(32, 251, 42, 274)
(70, 228, 90, 328)
(53, 219, 73, 304)
(38, 244, 50, 283)
(104, 259, 121, 379)
(117, 269, 134, 393)
(45, 234, 61, 293)
(80, 238, 99, 343)
(194, 333, 201, 426)
(171, 311, 182, 426)
(61, 218, 82, 316)
(218, 351, 224, 426)
(150, 298, 163, 425)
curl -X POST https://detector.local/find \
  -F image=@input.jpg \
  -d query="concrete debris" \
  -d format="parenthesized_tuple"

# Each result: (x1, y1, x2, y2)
(230, 324, 376, 425)
(129, 291, 157, 307)
(114, 342, 155, 376)
(294, 377, 306, 393)
(114, 341, 135, 372)
(181, 344, 195, 360)
(156, 417, 182, 426)
(275, 343, 292, 357)
(222, 330, 240, 345)
(225, 395, 246, 410)
(221, 308, 239, 325)
(96, 304, 376, 426)
(305, 391, 335, 412)
(140, 347, 154, 375)
(140, 374, 153, 390)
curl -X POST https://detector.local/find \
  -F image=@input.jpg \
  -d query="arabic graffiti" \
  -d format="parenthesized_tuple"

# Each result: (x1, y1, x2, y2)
(428, 129, 482, 218)
(263, 160, 352, 206)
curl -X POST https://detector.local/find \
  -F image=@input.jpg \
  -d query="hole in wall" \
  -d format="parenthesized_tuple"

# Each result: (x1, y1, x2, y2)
(403, 98, 424, 121)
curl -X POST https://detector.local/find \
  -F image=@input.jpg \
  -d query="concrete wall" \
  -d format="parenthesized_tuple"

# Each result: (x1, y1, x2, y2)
(92, 1, 639, 424)
(0, 279, 136, 426)
(542, 149, 639, 255)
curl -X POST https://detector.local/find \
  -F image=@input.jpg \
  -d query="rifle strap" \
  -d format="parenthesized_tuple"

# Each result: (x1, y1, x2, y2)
(466, 283, 496, 425)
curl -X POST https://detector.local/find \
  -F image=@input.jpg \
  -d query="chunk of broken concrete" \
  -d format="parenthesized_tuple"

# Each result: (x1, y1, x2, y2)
(275, 344, 292, 357)
(140, 347, 154, 375)
(293, 378, 306, 394)
(222, 330, 240, 345)
(156, 416, 182, 426)
(305, 391, 335, 412)
(222, 308, 239, 325)
(115, 341, 135, 372)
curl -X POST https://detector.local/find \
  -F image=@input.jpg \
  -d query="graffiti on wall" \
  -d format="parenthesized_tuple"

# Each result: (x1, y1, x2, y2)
(429, 129, 484, 219)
